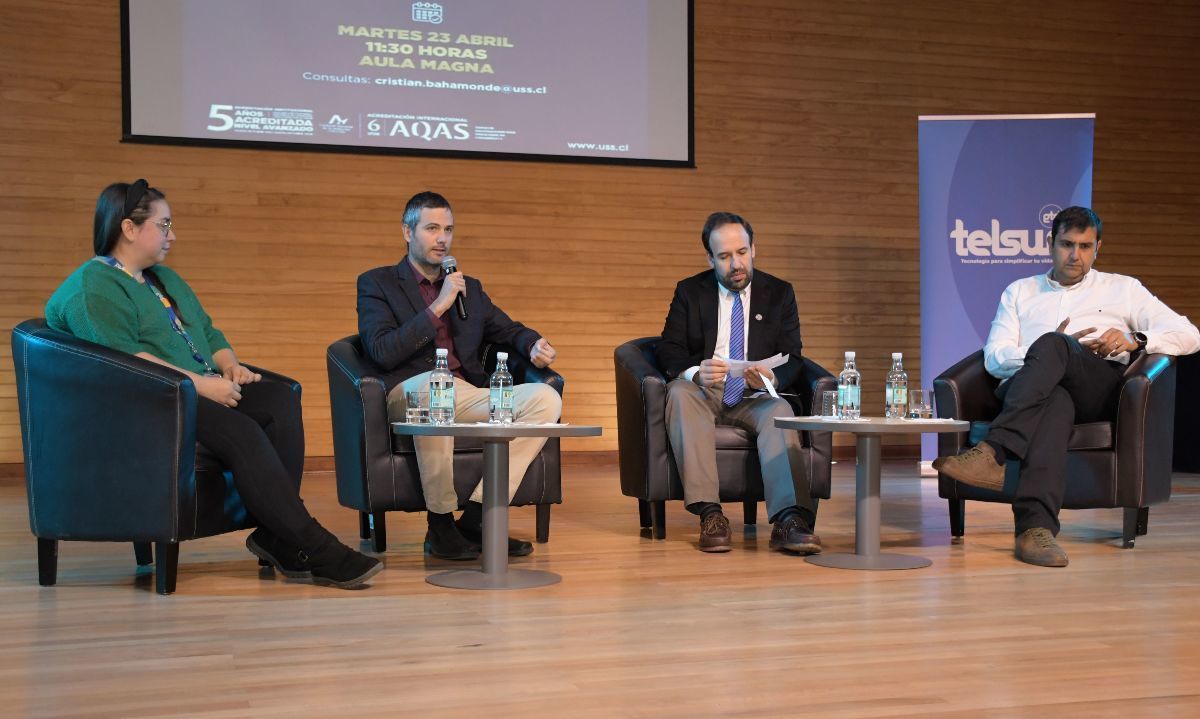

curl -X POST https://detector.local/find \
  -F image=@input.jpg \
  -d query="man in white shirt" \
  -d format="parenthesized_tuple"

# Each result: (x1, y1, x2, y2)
(655, 212, 820, 554)
(935, 206, 1200, 566)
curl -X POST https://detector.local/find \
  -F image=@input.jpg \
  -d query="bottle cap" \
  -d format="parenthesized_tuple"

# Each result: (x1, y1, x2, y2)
(436, 348, 448, 356)
(845, 351, 855, 359)
(497, 351, 508, 361)
(892, 352, 902, 360)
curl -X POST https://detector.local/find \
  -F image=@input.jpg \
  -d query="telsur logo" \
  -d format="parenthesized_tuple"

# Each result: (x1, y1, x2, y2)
(412, 2, 444, 24)
(1039, 204, 1062, 228)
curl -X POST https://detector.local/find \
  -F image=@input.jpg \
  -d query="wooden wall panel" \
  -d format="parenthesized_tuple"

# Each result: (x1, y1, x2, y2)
(2, 1, 1199, 461)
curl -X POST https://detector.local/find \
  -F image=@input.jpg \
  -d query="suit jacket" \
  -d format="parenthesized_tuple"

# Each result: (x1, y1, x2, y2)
(357, 258, 541, 390)
(655, 269, 804, 392)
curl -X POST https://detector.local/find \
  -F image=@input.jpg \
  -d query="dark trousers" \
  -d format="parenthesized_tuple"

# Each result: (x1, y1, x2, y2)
(986, 333, 1126, 535)
(195, 379, 318, 549)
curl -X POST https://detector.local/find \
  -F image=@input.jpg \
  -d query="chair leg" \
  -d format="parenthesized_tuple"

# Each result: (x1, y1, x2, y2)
(37, 538, 58, 587)
(1122, 507, 1149, 548)
(155, 542, 179, 595)
(651, 500, 666, 540)
(536, 504, 551, 543)
(359, 512, 372, 540)
(371, 511, 387, 553)
(743, 500, 758, 527)
(637, 499, 653, 529)
(133, 542, 154, 566)
(948, 499, 965, 538)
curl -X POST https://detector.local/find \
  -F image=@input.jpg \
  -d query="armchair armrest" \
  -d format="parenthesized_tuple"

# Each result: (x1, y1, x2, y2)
(614, 337, 671, 498)
(934, 350, 1001, 456)
(1116, 353, 1177, 506)
(326, 336, 392, 511)
(12, 320, 199, 541)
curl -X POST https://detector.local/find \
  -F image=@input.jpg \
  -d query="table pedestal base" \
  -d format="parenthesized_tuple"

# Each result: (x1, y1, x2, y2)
(805, 553, 931, 570)
(426, 568, 562, 590)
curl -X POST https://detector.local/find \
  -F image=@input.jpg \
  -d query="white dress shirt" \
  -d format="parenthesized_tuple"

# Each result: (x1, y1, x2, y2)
(682, 281, 754, 383)
(983, 269, 1200, 380)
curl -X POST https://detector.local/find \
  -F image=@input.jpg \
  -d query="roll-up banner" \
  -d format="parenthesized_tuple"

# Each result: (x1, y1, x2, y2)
(918, 113, 1095, 463)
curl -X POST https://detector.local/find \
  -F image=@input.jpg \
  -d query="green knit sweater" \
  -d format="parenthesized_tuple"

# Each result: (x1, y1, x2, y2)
(45, 260, 231, 374)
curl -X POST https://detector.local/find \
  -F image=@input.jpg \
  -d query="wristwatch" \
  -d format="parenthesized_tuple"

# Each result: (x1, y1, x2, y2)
(1132, 331, 1148, 353)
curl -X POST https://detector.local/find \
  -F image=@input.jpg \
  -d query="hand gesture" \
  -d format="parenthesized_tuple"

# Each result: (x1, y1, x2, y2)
(223, 363, 262, 385)
(744, 364, 775, 390)
(434, 270, 466, 316)
(1082, 328, 1138, 358)
(1055, 317, 1097, 340)
(694, 357, 729, 389)
(198, 375, 242, 407)
(530, 338, 557, 368)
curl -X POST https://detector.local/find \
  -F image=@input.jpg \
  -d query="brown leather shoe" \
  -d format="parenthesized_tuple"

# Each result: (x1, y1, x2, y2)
(933, 442, 1005, 491)
(768, 515, 822, 555)
(1015, 528, 1069, 567)
(698, 513, 732, 553)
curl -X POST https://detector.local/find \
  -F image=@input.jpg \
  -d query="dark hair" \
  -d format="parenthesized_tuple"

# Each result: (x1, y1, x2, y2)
(1051, 206, 1102, 243)
(402, 191, 453, 234)
(93, 179, 165, 256)
(700, 212, 754, 255)
(92, 180, 183, 321)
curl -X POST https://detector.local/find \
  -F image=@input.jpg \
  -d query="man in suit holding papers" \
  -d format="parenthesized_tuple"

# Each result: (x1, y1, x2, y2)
(935, 206, 1200, 567)
(656, 212, 820, 554)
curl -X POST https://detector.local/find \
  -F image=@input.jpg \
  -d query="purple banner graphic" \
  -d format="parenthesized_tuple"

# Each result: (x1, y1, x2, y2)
(918, 114, 1094, 458)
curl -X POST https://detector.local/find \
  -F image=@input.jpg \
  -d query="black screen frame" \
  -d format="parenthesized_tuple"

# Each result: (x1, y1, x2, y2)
(120, 1, 694, 168)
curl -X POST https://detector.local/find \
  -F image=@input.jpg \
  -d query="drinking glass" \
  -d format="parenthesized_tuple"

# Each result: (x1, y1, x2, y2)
(820, 390, 839, 418)
(907, 389, 934, 419)
(405, 390, 430, 424)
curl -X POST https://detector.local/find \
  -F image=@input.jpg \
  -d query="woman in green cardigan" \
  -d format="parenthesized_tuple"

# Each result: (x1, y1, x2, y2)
(46, 180, 382, 590)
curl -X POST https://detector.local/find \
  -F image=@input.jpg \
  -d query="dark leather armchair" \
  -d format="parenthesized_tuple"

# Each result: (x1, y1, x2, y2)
(11, 318, 296, 594)
(934, 349, 1177, 547)
(326, 335, 563, 552)
(614, 336, 836, 538)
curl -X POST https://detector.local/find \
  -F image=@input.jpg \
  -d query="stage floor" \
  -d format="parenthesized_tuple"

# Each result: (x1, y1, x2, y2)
(2, 461, 1199, 718)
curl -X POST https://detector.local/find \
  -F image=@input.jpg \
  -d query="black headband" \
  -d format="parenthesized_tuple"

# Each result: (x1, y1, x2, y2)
(123, 178, 150, 218)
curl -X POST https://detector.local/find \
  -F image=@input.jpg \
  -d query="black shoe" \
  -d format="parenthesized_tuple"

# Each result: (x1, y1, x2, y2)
(455, 518, 533, 557)
(246, 527, 311, 579)
(306, 536, 384, 589)
(424, 524, 482, 561)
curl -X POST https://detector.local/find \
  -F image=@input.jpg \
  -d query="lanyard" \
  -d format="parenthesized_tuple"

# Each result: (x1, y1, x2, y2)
(94, 256, 219, 375)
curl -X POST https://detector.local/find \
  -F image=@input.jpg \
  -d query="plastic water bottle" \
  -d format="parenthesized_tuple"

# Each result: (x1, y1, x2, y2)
(429, 348, 456, 424)
(838, 351, 861, 419)
(885, 352, 908, 418)
(489, 351, 515, 424)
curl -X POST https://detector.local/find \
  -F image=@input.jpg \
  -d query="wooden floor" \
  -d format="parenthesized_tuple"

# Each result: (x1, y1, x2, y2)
(2, 461, 1199, 718)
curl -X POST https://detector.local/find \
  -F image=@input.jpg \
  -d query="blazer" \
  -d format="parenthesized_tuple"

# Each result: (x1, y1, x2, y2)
(655, 269, 804, 392)
(357, 258, 542, 390)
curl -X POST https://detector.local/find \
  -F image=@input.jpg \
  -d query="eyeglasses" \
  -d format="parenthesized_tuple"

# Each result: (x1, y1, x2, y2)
(151, 218, 173, 236)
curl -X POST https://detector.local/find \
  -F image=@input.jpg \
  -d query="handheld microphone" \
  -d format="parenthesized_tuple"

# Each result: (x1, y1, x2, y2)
(440, 255, 468, 321)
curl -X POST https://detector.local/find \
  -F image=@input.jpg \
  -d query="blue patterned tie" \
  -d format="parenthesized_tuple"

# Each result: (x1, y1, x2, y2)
(723, 292, 745, 406)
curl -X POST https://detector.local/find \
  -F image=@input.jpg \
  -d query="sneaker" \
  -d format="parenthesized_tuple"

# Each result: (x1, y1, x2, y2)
(933, 442, 1005, 491)
(768, 516, 822, 555)
(246, 527, 311, 579)
(699, 512, 732, 553)
(1015, 528, 1069, 567)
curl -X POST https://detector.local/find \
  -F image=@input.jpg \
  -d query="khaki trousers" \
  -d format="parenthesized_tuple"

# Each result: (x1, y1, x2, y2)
(387, 372, 563, 514)
(664, 378, 816, 521)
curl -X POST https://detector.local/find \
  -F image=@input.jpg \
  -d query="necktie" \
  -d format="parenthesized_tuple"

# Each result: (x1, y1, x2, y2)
(723, 292, 745, 406)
